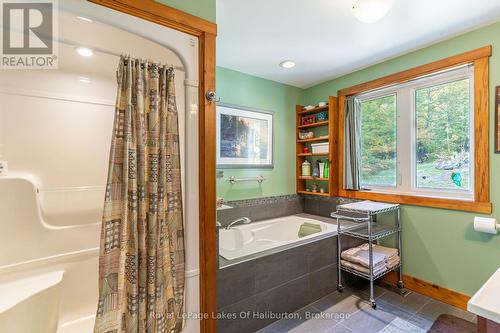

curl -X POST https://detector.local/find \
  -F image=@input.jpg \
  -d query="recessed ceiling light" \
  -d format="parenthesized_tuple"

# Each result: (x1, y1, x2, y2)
(352, 0, 393, 23)
(79, 76, 91, 83)
(76, 16, 93, 22)
(76, 47, 94, 57)
(279, 60, 296, 68)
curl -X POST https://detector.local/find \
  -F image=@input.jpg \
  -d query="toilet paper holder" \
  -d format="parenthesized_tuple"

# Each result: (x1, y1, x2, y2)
(474, 217, 499, 235)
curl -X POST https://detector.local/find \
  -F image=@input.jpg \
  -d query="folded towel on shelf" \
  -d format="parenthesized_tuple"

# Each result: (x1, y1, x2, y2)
(341, 260, 387, 276)
(298, 222, 322, 238)
(341, 243, 400, 269)
(341, 246, 387, 269)
(387, 255, 400, 269)
(360, 243, 399, 260)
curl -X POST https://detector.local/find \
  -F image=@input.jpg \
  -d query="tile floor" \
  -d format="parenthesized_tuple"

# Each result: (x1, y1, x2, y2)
(256, 284, 476, 333)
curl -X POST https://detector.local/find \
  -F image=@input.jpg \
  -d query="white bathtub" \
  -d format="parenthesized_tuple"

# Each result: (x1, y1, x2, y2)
(219, 214, 338, 261)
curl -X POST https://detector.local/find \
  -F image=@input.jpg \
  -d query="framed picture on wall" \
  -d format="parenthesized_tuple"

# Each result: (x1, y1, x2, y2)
(216, 103, 274, 168)
(496, 86, 500, 153)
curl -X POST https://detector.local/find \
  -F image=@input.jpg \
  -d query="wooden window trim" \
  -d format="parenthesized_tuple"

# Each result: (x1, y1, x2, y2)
(337, 46, 492, 214)
(87, 1, 218, 332)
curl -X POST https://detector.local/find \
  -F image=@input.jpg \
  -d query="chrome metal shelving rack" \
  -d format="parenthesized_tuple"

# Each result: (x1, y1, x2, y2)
(331, 201, 403, 309)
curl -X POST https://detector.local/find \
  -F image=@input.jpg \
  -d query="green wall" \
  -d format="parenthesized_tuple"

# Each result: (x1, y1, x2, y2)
(304, 21, 500, 296)
(156, 0, 215, 22)
(216, 67, 304, 201)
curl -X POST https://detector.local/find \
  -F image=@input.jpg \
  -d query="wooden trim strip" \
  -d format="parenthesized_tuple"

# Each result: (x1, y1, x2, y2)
(382, 272, 470, 310)
(329, 96, 339, 196)
(88, 0, 217, 36)
(198, 32, 217, 333)
(296, 105, 306, 193)
(338, 189, 492, 214)
(338, 46, 492, 97)
(474, 57, 490, 203)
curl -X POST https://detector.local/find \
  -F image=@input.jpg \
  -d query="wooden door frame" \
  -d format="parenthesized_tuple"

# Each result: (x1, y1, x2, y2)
(87, 1, 217, 332)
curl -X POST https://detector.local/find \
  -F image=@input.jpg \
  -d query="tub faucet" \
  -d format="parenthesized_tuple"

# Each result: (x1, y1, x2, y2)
(226, 217, 251, 230)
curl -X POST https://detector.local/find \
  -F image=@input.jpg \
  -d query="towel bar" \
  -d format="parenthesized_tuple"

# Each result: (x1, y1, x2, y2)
(225, 176, 265, 184)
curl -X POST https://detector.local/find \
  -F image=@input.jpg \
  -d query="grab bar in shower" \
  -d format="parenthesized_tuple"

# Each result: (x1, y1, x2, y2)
(38, 185, 105, 193)
(225, 176, 265, 184)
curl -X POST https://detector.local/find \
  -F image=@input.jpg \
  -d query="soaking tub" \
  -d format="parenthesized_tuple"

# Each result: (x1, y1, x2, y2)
(219, 214, 338, 261)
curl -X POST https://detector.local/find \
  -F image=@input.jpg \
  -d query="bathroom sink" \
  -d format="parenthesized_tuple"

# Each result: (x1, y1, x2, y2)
(468, 267, 500, 324)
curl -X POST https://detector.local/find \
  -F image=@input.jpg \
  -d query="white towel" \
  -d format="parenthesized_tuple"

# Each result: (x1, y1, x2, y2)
(341, 260, 387, 276)
(387, 256, 400, 269)
(341, 246, 386, 269)
(341, 243, 400, 269)
(340, 247, 386, 268)
(359, 243, 399, 260)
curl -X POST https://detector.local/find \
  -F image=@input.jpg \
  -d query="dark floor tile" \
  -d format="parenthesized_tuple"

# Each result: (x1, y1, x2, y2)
(378, 317, 426, 333)
(407, 299, 477, 330)
(217, 296, 258, 333)
(216, 260, 256, 309)
(417, 298, 476, 322)
(255, 310, 304, 333)
(345, 283, 389, 301)
(324, 323, 356, 332)
(312, 291, 368, 321)
(405, 314, 435, 331)
(258, 305, 337, 333)
(374, 300, 415, 321)
(341, 303, 397, 333)
(255, 246, 308, 292)
(378, 290, 430, 317)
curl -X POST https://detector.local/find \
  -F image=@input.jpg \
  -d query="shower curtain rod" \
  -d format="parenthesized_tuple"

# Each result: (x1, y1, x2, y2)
(58, 39, 186, 72)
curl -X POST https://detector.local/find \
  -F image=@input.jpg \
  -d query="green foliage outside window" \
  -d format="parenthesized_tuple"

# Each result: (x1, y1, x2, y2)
(359, 78, 471, 190)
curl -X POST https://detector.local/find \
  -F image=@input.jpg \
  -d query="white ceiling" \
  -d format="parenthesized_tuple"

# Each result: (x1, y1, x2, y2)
(216, 0, 500, 88)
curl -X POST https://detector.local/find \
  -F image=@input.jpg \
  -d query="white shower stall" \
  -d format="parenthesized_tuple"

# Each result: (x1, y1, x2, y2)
(0, 1, 200, 332)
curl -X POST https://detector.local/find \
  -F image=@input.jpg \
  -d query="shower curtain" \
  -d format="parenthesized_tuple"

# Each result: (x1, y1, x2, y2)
(94, 57, 185, 333)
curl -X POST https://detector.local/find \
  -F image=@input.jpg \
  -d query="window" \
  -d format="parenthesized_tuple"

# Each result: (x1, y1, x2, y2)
(358, 66, 474, 200)
(360, 94, 397, 187)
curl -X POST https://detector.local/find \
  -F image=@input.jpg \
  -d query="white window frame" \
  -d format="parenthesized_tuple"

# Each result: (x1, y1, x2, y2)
(357, 65, 474, 201)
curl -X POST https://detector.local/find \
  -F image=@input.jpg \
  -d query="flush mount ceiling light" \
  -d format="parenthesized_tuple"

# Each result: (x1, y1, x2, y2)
(76, 16, 93, 22)
(352, 0, 394, 23)
(78, 76, 91, 83)
(279, 60, 296, 68)
(76, 47, 94, 57)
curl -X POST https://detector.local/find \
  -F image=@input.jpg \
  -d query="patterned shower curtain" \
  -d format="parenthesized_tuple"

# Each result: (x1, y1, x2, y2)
(94, 57, 185, 333)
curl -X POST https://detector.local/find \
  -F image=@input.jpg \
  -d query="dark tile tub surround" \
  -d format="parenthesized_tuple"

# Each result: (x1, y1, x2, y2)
(217, 194, 304, 227)
(303, 195, 354, 218)
(217, 194, 355, 227)
(216, 194, 363, 332)
(217, 236, 338, 333)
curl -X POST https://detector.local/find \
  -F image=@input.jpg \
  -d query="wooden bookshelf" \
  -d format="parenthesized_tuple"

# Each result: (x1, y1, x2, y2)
(297, 152, 329, 157)
(297, 136, 329, 143)
(298, 176, 329, 181)
(298, 120, 329, 129)
(296, 96, 338, 197)
(297, 105, 329, 115)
